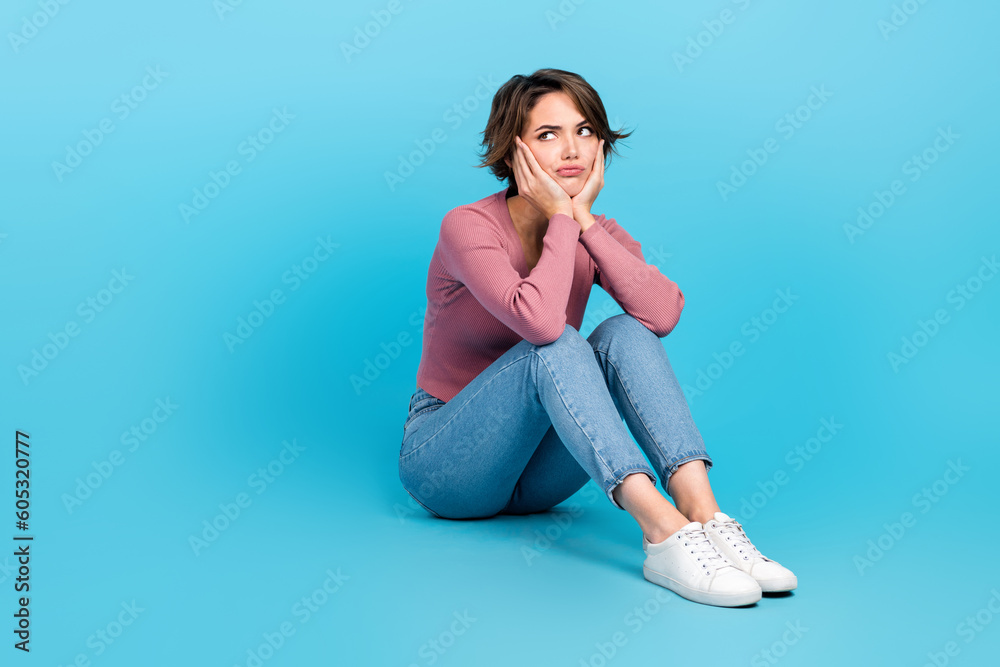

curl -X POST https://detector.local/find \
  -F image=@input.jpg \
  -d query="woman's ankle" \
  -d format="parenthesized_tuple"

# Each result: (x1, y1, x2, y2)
(644, 517, 691, 544)
(674, 503, 720, 526)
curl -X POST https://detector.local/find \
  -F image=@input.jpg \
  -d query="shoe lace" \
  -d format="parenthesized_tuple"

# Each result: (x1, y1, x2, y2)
(682, 526, 731, 574)
(716, 518, 767, 562)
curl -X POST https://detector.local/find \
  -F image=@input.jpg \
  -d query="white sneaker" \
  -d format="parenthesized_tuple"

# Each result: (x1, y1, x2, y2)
(703, 512, 798, 593)
(642, 521, 762, 607)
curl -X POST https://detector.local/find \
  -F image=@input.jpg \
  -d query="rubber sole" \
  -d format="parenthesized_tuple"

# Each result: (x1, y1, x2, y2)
(757, 576, 798, 593)
(643, 566, 762, 607)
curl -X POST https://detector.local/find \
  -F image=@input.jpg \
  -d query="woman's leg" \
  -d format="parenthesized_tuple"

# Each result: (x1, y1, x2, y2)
(667, 460, 722, 524)
(586, 313, 718, 539)
(485, 313, 718, 533)
(590, 314, 795, 595)
(496, 424, 593, 515)
(398, 323, 658, 520)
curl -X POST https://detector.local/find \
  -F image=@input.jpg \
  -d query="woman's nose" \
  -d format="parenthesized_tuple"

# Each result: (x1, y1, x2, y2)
(564, 136, 578, 158)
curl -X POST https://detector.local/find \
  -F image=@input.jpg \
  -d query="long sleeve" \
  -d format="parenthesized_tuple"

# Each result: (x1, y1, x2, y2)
(579, 216, 685, 337)
(437, 208, 581, 345)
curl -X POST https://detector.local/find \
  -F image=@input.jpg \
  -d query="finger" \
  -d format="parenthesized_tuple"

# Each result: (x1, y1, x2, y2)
(582, 140, 603, 187)
(582, 141, 600, 188)
(519, 146, 546, 196)
(590, 140, 605, 190)
(517, 137, 543, 178)
(514, 137, 532, 177)
(511, 138, 526, 183)
(517, 143, 533, 190)
(573, 141, 603, 205)
(513, 136, 531, 180)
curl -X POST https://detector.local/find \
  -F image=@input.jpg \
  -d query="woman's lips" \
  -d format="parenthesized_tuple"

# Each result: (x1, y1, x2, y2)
(557, 167, 584, 176)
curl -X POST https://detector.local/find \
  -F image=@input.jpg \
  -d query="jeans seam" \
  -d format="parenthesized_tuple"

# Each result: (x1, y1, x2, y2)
(533, 347, 617, 483)
(596, 349, 664, 464)
(399, 348, 535, 462)
(401, 484, 443, 518)
(596, 349, 712, 493)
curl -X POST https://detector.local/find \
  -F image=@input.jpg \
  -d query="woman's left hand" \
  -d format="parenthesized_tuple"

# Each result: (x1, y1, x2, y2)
(570, 139, 605, 215)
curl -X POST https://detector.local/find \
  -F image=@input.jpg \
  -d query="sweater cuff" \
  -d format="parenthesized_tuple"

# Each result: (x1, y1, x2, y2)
(550, 212, 580, 233)
(580, 221, 618, 251)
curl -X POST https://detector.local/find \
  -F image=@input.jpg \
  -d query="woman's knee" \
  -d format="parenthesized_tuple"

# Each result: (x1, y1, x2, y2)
(588, 314, 662, 353)
(592, 313, 652, 339)
(529, 322, 592, 358)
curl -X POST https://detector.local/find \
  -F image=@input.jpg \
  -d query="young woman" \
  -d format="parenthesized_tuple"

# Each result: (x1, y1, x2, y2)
(399, 68, 796, 607)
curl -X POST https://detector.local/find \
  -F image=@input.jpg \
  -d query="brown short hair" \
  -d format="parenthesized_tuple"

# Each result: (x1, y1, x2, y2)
(475, 68, 632, 196)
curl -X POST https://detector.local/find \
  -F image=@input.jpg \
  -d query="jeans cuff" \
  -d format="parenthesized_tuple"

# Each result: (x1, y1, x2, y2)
(663, 453, 713, 495)
(605, 467, 658, 511)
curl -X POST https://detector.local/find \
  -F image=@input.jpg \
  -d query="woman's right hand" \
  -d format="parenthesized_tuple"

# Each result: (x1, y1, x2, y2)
(506, 136, 574, 221)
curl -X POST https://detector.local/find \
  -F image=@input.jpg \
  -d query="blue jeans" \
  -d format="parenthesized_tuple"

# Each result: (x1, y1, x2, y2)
(398, 313, 713, 519)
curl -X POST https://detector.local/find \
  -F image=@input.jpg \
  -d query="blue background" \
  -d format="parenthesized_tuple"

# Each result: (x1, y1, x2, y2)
(2, 0, 998, 665)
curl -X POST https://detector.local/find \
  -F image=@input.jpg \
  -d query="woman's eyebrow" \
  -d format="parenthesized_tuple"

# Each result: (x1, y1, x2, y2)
(532, 119, 588, 132)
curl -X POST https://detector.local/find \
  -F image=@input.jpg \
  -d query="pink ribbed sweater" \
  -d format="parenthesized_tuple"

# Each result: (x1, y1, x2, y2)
(415, 187, 685, 403)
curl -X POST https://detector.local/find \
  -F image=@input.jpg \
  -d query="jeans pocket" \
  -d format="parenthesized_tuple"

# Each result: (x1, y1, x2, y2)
(403, 403, 440, 430)
(403, 389, 446, 431)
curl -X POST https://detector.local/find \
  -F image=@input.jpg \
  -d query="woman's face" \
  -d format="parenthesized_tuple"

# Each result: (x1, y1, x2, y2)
(508, 91, 600, 198)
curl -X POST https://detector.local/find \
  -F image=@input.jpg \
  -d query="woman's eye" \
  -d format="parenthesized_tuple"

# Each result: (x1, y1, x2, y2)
(538, 127, 594, 140)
